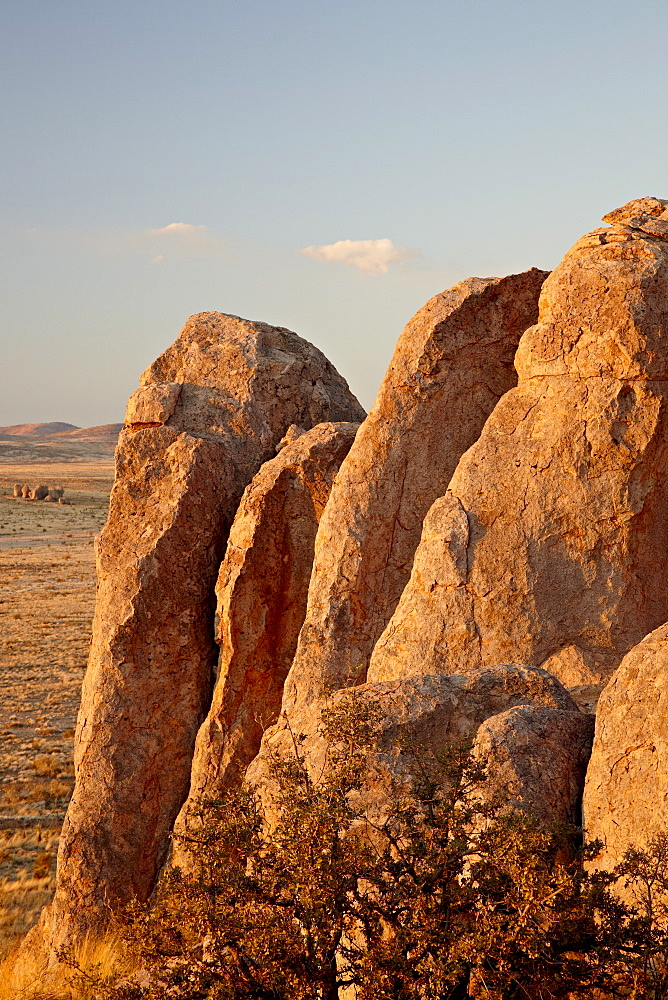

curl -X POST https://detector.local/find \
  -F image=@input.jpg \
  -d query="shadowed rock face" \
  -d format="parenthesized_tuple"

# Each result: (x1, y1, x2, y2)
(248, 666, 586, 831)
(281, 269, 548, 717)
(368, 200, 668, 696)
(175, 421, 360, 841)
(45, 313, 364, 952)
(473, 706, 594, 827)
(583, 623, 668, 873)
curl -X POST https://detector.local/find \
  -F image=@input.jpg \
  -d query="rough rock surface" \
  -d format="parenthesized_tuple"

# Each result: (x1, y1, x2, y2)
(538, 646, 608, 713)
(276, 423, 306, 451)
(369, 199, 668, 694)
(282, 269, 548, 715)
(473, 705, 594, 825)
(178, 421, 359, 830)
(42, 312, 364, 953)
(583, 623, 668, 871)
(249, 666, 581, 828)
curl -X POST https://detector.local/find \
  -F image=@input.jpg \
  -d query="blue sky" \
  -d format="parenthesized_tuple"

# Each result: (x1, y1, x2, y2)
(1, 0, 666, 425)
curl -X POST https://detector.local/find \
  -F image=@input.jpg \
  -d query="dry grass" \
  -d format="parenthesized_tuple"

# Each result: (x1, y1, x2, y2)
(0, 459, 114, 962)
(0, 929, 129, 999)
(0, 831, 60, 959)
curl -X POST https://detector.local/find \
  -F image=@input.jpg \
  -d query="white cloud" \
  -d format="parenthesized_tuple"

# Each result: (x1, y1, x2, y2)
(148, 222, 208, 236)
(300, 237, 418, 276)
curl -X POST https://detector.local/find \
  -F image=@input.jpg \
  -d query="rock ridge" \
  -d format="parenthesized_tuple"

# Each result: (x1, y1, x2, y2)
(281, 269, 548, 717)
(16, 199, 668, 974)
(368, 199, 668, 703)
(175, 420, 360, 842)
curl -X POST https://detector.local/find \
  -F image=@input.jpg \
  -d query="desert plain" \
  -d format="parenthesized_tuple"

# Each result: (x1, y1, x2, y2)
(0, 431, 115, 955)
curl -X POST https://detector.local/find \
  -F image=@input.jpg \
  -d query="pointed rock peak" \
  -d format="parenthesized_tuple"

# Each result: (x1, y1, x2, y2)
(602, 196, 668, 224)
(602, 196, 668, 239)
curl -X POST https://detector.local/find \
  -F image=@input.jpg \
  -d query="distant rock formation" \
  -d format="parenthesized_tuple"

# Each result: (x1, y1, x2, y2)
(11, 484, 66, 502)
(41, 313, 364, 955)
(368, 197, 668, 706)
(282, 269, 548, 717)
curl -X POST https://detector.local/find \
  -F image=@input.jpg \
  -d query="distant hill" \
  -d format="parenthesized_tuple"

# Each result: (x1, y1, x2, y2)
(0, 422, 122, 443)
(0, 422, 122, 461)
(0, 421, 79, 437)
(45, 423, 123, 443)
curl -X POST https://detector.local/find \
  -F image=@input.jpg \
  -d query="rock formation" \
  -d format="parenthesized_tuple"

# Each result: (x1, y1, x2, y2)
(368, 197, 668, 703)
(473, 705, 593, 826)
(282, 269, 548, 716)
(41, 313, 364, 954)
(583, 623, 668, 872)
(178, 421, 359, 829)
(276, 423, 306, 450)
(12, 483, 64, 501)
(249, 666, 585, 830)
(18, 198, 668, 973)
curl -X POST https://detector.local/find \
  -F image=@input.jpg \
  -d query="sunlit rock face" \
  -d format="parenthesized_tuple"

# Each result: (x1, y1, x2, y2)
(282, 269, 548, 717)
(20, 198, 668, 974)
(584, 623, 668, 873)
(43, 312, 365, 953)
(368, 198, 668, 705)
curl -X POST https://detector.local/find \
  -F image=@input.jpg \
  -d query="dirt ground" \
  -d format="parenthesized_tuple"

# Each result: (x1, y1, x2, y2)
(0, 436, 117, 466)
(0, 461, 114, 955)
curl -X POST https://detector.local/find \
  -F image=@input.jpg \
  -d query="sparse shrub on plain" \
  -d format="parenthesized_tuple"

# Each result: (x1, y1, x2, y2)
(45, 780, 71, 804)
(33, 853, 53, 879)
(32, 755, 61, 779)
(26, 779, 71, 805)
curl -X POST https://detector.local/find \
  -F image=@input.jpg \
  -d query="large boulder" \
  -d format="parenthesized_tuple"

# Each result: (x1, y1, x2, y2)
(43, 312, 364, 953)
(176, 421, 359, 836)
(282, 270, 548, 715)
(583, 623, 668, 872)
(473, 705, 594, 826)
(249, 666, 583, 830)
(368, 199, 668, 703)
